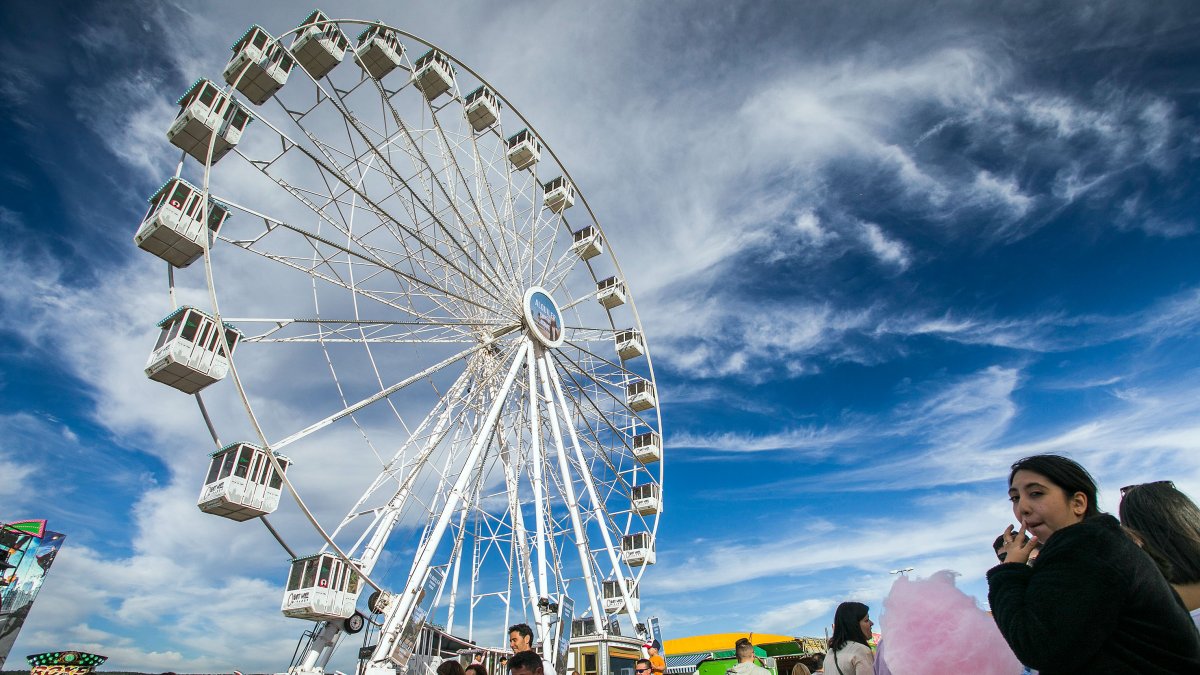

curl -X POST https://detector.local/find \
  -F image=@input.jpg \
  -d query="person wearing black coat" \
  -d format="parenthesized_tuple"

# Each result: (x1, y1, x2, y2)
(988, 455, 1200, 675)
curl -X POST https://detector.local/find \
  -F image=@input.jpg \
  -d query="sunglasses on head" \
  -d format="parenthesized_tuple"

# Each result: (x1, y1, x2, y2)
(1120, 480, 1174, 496)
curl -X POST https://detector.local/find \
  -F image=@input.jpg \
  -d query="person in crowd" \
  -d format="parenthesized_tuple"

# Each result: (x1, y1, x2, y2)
(438, 661, 467, 675)
(466, 663, 489, 675)
(727, 637, 771, 675)
(989, 454, 1200, 673)
(789, 661, 811, 675)
(509, 622, 554, 674)
(1119, 480, 1200, 627)
(636, 657, 654, 675)
(823, 603, 874, 675)
(647, 641, 666, 675)
(507, 651, 544, 675)
(509, 623, 536, 653)
(798, 654, 824, 674)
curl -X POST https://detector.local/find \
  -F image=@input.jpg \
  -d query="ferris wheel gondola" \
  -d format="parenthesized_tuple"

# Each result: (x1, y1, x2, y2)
(134, 11, 663, 675)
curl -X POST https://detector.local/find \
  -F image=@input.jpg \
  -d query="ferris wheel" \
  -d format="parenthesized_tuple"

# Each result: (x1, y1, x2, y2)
(132, 11, 663, 675)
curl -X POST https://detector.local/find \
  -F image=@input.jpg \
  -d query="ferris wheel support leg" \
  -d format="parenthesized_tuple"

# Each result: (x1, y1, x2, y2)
(537, 353, 605, 633)
(291, 621, 342, 675)
(545, 358, 642, 632)
(526, 344, 552, 653)
(500, 429, 541, 635)
(368, 340, 531, 672)
(444, 500, 471, 635)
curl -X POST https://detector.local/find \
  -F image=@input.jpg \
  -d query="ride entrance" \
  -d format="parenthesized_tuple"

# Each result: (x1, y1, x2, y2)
(132, 11, 664, 675)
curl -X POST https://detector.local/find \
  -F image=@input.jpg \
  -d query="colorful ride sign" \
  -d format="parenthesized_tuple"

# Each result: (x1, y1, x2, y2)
(523, 287, 564, 348)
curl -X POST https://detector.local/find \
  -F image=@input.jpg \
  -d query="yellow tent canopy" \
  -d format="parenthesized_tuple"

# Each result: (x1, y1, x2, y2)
(663, 633, 795, 655)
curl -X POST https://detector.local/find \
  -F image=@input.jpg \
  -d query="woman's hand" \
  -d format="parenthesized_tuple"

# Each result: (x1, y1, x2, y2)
(996, 523, 1039, 565)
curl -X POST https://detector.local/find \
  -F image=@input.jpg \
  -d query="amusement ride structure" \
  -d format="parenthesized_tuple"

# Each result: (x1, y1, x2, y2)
(132, 11, 663, 675)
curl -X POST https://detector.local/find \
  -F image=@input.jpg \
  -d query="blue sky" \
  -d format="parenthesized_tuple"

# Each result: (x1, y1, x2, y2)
(3, 0, 1200, 671)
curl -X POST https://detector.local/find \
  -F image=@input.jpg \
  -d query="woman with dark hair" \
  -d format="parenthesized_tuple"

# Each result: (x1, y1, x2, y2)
(1120, 480, 1200, 627)
(466, 663, 489, 675)
(437, 661, 467, 675)
(988, 454, 1200, 673)
(822, 602, 873, 675)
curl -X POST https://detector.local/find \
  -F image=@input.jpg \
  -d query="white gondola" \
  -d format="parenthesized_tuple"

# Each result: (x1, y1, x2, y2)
(133, 177, 230, 268)
(167, 79, 251, 165)
(630, 484, 662, 517)
(144, 306, 242, 394)
(281, 552, 363, 621)
(621, 530, 657, 566)
(571, 617, 599, 638)
(198, 442, 291, 521)
(412, 49, 455, 101)
(355, 24, 404, 80)
(506, 128, 541, 170)
(222, 25, 293, 105)
(615, 328, 644, 360)
(602, 578, 639, 613)
(290, 10, 348, 80)
(632, 431, 662, 464)
(626, 379, 657, 412)
(570, 226, 603, 260)
(597, 276, 627, 309)
(543, 176, 575, 213)
(464, 85, 500, 132)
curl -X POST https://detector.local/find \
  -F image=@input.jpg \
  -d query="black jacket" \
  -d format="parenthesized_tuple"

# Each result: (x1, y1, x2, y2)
(987, 514, 1200, 674)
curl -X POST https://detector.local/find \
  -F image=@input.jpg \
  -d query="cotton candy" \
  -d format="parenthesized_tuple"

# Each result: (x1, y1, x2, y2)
(877, 570, 1022, 675)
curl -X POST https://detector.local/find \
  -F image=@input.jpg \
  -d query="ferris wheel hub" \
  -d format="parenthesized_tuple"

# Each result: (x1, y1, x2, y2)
(522, 286, 564, 348)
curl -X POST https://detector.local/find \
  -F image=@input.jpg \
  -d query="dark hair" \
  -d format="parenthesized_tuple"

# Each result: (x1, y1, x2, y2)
(1009, 455, 1101, 519)
(828, 602, 870, 652)
(1120, 481, 1200, 584)
(507, 651, 543, 674)
(467, 664, 489, 675)
(636, 659, 652, 670)
(509, 623, 534, 640)
(438, 661, 467, 675)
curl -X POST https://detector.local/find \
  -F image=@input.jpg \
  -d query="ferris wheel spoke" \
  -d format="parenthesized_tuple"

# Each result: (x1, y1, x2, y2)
(228, 317, 499, 344)
(554, 346, 657, 431)
(242, 110, 512, 309)
(305, 75, 514, 303)
(548, 352, 644, 494)
(323, 363, 476, 549)
(270, 336, 510, 452)
(217, 199, 501, 318)
(408, 89, 522, 296)
(457, 123, 524, 287)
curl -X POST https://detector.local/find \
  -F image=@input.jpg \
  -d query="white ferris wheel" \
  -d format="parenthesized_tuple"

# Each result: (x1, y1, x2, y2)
(132, 11, 663, 675)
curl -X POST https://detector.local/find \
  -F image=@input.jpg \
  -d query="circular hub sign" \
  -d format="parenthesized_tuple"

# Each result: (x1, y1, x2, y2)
(523, 287, 564, 348)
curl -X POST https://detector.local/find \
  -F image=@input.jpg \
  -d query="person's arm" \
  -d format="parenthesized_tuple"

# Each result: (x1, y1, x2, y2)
(987, 526, 1122, 672)
(851, 646, 873, 675)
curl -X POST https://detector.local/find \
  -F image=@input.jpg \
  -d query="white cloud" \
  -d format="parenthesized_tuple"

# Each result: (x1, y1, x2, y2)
(858, 221, 911, 270)
(754, 598, 838, 635)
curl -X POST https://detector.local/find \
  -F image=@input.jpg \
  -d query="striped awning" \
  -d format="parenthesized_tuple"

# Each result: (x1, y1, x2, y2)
(665, 652, 712, 675)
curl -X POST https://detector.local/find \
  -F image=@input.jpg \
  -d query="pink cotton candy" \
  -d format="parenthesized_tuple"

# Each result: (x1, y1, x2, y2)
(879, 570, 1021, 675)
